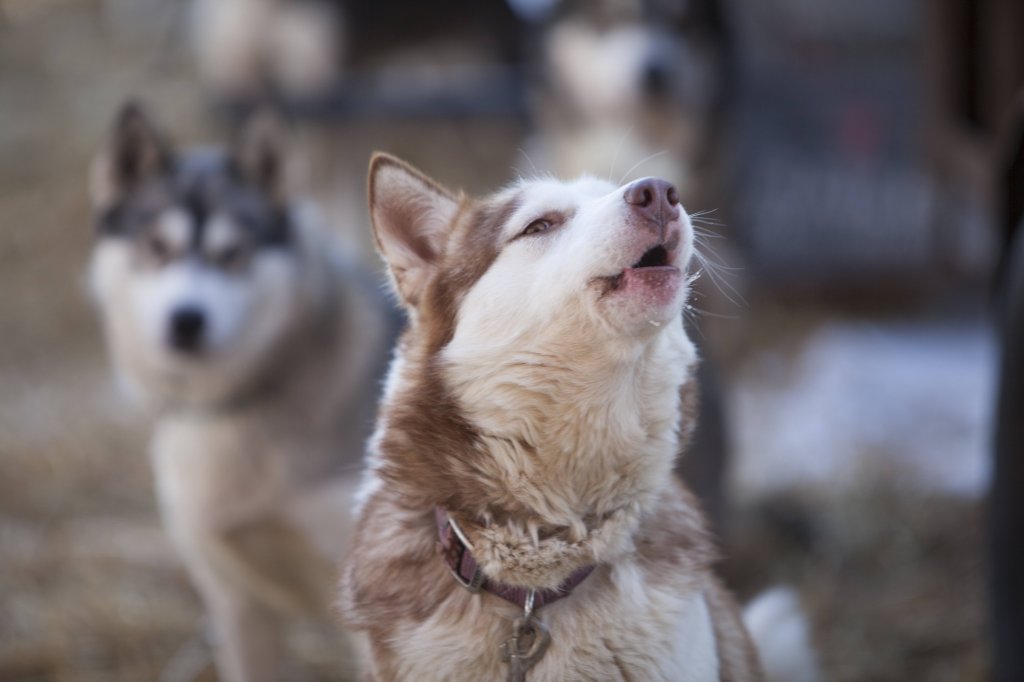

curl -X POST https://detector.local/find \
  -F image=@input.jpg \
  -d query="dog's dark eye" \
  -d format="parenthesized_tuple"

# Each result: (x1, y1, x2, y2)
(216, 245, 245, 269)
(520, 219, 552, 237)
(148, 235, 171, 263)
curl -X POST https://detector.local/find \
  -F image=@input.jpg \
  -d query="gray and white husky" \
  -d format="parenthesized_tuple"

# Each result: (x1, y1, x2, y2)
(87, 103, 399, 682)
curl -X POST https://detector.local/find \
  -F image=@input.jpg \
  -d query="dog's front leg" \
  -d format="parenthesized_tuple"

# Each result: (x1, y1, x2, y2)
(203, 584, 283, 682)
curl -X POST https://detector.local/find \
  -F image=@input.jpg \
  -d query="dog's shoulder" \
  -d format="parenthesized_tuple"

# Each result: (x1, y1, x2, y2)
(634, 478, 716, 577)
(704, 577, 765, 681)
(634, 482, 764, 680)
(338, 488, 456, 631)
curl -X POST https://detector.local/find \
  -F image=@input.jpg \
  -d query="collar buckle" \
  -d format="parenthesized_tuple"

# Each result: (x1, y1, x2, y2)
(440, 511, 485, 593)
(448, 557, 485, 593)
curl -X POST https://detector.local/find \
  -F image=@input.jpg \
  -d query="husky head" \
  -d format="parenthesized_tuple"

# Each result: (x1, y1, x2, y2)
(88, 103, 318, 410)
(367, 154, 698, 535)
(540, 0, 727, 128)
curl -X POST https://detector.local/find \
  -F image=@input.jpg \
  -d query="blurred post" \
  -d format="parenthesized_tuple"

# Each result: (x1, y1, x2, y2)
(924, 1, 1024, 678)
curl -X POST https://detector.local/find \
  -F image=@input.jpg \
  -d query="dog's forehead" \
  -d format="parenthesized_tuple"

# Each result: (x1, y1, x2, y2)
(170, 149, 236, 208)
(98, 148, 288, 252)
(167, 149, 288, 247)
(103, 149, 231, 230)
(496, 176, 616, 231)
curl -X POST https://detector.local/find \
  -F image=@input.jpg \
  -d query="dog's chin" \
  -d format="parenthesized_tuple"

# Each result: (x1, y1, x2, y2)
(593, 263, 685, 335)
(134, 369, 234, 413)
(124, 346, 261, 412)
(613, 264, 682, 302)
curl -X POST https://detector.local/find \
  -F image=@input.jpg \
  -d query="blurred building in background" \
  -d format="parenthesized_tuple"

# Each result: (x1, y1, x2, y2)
(733, 0, 942, 286)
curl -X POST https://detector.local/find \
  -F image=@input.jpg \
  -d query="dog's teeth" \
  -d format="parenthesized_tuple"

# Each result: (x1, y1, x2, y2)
(649, 320, 661, 327)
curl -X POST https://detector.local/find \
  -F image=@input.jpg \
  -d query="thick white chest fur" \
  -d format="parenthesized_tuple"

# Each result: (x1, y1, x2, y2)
(386, 562, 719, 682)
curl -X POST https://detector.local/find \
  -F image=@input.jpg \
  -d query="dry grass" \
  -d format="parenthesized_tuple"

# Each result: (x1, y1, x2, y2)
(726, 475, 989, 682)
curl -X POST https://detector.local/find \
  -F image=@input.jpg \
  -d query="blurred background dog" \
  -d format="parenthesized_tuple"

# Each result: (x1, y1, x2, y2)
(525, 0, 731, 205)
(191, 0, 524, 103)
(0, 0, 1020, 680)
(88, 103, 398, 681)
(522, 0, 740, 531)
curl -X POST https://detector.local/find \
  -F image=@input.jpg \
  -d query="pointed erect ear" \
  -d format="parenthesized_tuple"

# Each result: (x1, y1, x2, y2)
(90, 100, 173, 209)
(232, 107, 291, 202)
(368, 153, 460, 308)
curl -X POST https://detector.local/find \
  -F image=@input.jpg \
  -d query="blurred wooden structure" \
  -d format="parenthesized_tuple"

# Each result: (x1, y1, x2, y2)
(924, 0, 1024, 237)
(926, 3, 1024, 681)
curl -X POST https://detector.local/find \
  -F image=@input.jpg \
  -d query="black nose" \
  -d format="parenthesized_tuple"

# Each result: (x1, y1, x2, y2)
(641, 60, 671, 96)
(624, 177, 680, 235)
(169, 306, 205, 353)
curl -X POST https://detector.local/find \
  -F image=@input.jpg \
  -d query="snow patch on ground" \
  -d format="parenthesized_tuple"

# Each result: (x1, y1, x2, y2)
(729, 319, 995, 499)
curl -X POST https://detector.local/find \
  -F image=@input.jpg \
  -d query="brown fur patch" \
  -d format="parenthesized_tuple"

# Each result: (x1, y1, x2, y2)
(371, 191, 524, 517)
(706, 579, 766, 681)
(676, 359, 700, 458)
(634, 480, 716, 576)
(340, 186, 525, 631)
(339, 495, 457, 629)
(605, 638, 636, 682)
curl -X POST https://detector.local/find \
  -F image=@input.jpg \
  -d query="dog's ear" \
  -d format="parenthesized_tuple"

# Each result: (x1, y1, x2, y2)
(232, 107, 290, 203)
(90, 101, 173, 209)
(368, 153, 460, 308)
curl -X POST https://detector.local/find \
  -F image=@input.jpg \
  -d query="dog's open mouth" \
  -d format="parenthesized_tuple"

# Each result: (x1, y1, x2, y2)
(595, 239, 681, 297)
(633, 244, 670, 269)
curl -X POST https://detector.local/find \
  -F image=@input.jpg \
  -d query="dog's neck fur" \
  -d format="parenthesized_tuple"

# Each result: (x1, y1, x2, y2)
(373, 314, 695, 590)
(444, 320, 693, 520)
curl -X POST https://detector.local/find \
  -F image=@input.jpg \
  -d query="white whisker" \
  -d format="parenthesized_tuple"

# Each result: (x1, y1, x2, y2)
(692, 248, 746, 308)
(692, 226, 726, 240)
(516, 148, 540, 177)
(618, 150, 669, 186)
(691, 217, 725, 227)
(608, 125, 635, 181)
(689, 208, 720, 219)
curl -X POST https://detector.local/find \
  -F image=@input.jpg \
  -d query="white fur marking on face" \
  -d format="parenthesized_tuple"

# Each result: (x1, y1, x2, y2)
(496, 175, 610, 241)
(131, 262, 246, 351)
(448, 174, 692, 357)
(89, 240, 131, 304)
(92, 232, 307, 408)
(453, 176, 615, 341)
(156, 208, 193, 255)
(203, 215, 242, 258)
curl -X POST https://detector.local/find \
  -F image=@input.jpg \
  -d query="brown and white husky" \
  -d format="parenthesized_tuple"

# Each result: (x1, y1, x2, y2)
(340, 155, 814, 680)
